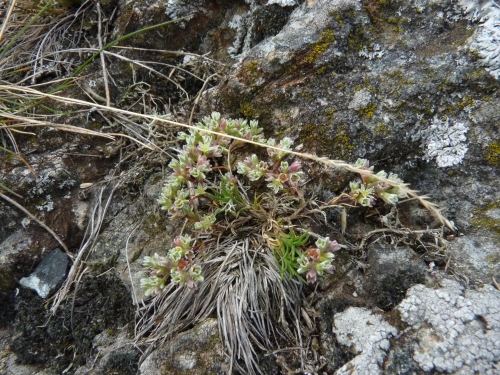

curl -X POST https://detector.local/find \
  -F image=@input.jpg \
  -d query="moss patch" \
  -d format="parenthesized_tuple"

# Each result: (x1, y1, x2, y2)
(299, 123, 355, 158)
(304, 30, 335, 64)
(472, 201, 500, 236)
(485, 141, 500, 166)
(356, 102, 377, 118)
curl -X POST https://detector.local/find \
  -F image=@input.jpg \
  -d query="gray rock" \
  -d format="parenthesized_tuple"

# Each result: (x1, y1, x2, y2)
(333, 307, 398, 375)
(139, 319, 229, 375)
(331, 277, 500, 374)
(19, 249, 70, 298)
(397, 278, 500, 374)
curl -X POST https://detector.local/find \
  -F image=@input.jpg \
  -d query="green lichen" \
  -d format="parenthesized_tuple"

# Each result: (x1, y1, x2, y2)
(304, 30, 335, 64)
(485, 141, 500, 166)
(375, 123, 390, 136)
(356, 102, 377, 118)
(471, 201, 500, 236)
(299, 123, 354, 157)
(240, 102, 261, 119)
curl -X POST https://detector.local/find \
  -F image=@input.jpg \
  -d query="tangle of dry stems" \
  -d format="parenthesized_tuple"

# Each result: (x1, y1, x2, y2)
(136, 236, 303, 375)
(0, 84, 455, 230)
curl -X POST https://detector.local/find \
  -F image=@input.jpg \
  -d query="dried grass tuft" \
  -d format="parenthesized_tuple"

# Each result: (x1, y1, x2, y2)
(136, 236, 303, 375)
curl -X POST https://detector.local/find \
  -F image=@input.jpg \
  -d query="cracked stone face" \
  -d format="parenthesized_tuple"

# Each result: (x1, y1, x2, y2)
(397, 279, 500, 374)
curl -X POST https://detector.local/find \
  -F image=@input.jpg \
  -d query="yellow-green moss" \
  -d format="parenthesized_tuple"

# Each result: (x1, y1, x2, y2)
(241, 60, 262, 86)
(335, 82, 346, 90)
(471, 215, 500, 236)
(375, 123, 390, 136)
(326, 108, 337, 121)
(471, 201, 500, 236)
(457, 96, 475, 109)
(316, 66, 327, 75)
(239, 102, 261, 119)
(356, 102, 377, 118)
(333, 125, 355, 156)
(304, 30, 335, 64)
(486, 254, 500, 264)
(485, 141, 500, 166)
(299, 123, 354, 158)
(329, 10, 344, 27)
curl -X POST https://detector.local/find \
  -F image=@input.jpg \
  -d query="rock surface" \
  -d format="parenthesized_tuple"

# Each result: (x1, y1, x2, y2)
(398, 279, 500, 374)
(139, 319, 229, 375)
(19, 248, 70, 298)
(1, 0, 500, 374)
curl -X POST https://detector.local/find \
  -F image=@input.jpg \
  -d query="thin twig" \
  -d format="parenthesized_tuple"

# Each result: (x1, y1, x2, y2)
(0, 191, 70, 255)
(96, 2, 111, 106)
(0, 0, 16, 43)
(111, 46, 226, 65)
(188, 73, 218, 125)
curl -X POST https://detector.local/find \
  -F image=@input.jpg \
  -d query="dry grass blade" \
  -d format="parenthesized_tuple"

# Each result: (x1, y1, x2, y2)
(0, 0, 17, 43)
(0, 191, 70, 254)
(0, 0, 92, 82)
(51, 182, 118, 313)
(2, 84, 453, 230)
(136, 237, 302, 374)
(0, 110, 161, 150)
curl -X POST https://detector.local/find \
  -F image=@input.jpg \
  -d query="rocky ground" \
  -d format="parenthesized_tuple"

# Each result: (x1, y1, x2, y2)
(1, 0, 499, 374)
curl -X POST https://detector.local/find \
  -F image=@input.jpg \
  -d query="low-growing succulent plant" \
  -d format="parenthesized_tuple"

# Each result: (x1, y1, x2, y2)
(142, 113, 409, 292)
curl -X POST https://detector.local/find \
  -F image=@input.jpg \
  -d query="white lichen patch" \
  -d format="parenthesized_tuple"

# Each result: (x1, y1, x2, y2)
(36, 195, 54, 212)
(459, 0, 500, 80)
(165, 0, 205, 22)
(398, 279, 500, 374)
(348, 89, 373, 111)
(333, 307, 398, 375)
(358, 43, 385, 60)
(267, 0, 297, 6)
(419, 116, 469, 168)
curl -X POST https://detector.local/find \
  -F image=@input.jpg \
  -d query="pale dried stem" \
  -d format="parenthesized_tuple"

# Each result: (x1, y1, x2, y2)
(0, 191, 70, 255)
(1, 84, 453, 230)
(0, 0, 17, 43)
(96, 2, 111, 106)
(51, 182, 118, 313)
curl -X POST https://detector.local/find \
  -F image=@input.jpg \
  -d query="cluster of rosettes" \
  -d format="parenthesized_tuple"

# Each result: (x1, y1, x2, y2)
(297, 237, 341, 284)
(140, 235, 203, 295)
(157, 112, 306, 227)
(348, 158, 407, 206)
(147, 112, 309, 292)
(236, 137, 304, 193)
(157, 112, 265, 219)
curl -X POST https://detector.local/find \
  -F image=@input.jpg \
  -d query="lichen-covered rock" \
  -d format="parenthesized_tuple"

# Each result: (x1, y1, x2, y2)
(19, 248, 70, 298)
(397, 278, 500, 374)
(333, 307, 398, 375)
(139, 319, 229, 375)
(330, 277, 500, 374)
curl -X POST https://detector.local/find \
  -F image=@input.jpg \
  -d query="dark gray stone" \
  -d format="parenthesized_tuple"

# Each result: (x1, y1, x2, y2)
(19, 248, 70, 298)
